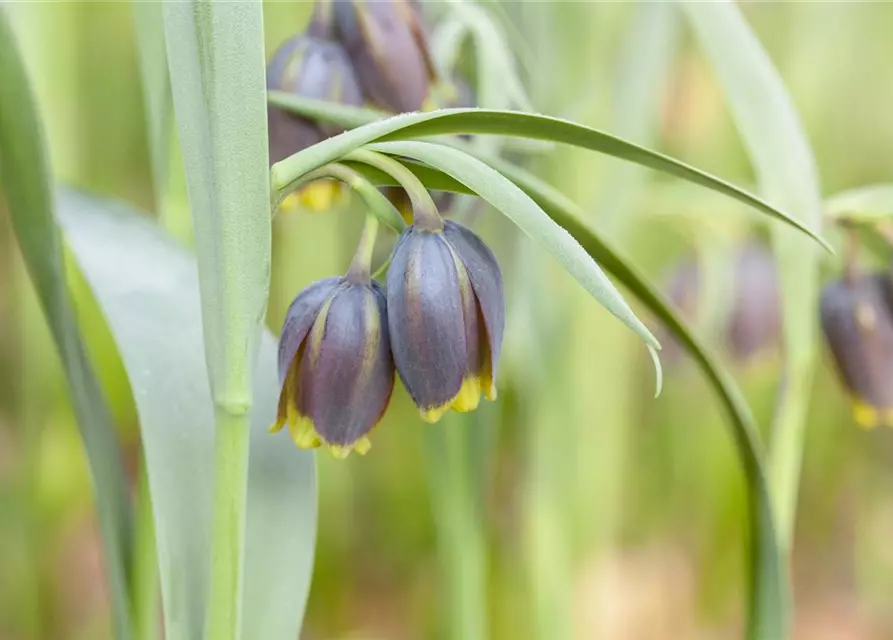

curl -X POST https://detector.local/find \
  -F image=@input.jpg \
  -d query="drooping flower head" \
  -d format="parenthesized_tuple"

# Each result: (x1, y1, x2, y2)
(329, 0, 436, 113)
(387, 220, 505, 422)
(820, 273, 893, 428)
(266, 33, 363, 210)
(274, 277, 395, 457)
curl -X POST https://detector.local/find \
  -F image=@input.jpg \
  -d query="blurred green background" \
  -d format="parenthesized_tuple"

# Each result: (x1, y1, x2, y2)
(2, 2, 893, 639)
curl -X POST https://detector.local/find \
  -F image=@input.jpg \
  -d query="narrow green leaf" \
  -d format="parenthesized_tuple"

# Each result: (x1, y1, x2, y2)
(163, 3, 271, 638)
(58, 189, 316, 640)
(685, 4, 824, 637)
(346, 149, 785, 634)
(368, 140, 660, 355)
(0, 12, 133, 639)
(480, 158, 786, 640)
(268, 94, 830, 251)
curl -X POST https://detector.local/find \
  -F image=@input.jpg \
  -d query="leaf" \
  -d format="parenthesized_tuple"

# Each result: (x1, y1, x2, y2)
(477, 156, 786, 640)
(826, 183, 893, 223)
(0, 12, 134, 639)
(267, 94, 830, 251)
(57, 189, 317, 640)
(343, 149, 784, 635)
(685, 3, 824, 637)
(163, 3, 272, 637)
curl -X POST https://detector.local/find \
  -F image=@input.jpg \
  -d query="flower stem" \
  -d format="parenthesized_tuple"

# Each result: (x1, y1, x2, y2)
(274, 163, 406, 234)
(205, 405, 251, 640)
(344, 149, 443, 231)
(346, 214, 380, 283)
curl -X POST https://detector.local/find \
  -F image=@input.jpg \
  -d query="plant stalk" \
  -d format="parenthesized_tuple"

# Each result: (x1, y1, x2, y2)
(344, 149, 442, 230)
(206, 406, 251, 640)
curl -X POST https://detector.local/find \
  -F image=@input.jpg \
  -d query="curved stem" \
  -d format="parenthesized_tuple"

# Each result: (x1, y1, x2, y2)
(274, 163, 405, 234)
(344, 149, 443, 231)
(346, 214, 380, 284)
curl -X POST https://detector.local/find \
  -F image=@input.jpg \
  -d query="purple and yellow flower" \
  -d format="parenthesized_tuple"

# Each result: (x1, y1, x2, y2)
(266, 33, 363, 211)
(386, 221, 505, 422)
(273, 277, 395, 457)
(820, 273, 893, 429)
(330, 0, 436, 113)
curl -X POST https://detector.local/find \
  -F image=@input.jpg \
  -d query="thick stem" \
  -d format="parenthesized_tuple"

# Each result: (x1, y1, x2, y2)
(344, 149, 443, 231)
(345, 214, 380, 284)
(205, 406, 251, 640)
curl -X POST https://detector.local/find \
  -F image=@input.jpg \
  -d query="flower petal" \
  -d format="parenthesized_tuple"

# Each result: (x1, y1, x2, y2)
(278, 277, 342, 387)
(443, 221, 505, 394)
(387, 228, 467, 414)
(301, 283, 395, 448)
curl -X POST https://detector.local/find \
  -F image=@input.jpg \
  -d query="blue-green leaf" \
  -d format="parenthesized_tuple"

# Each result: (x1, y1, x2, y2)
(58, 189, 316, 640)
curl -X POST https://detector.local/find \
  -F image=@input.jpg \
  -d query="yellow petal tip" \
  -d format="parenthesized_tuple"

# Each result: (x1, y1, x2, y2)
(420, 404, 449, 424)
(853, 400, 879, 430)
(451, 377, 482, 413)
(298, 180, 341, 212)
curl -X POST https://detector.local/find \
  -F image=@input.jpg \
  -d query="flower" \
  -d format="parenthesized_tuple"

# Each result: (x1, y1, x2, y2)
(273, 277, 395, 457)
(386, 221, 505, 422)
(658, 242, 780, 366)
(330, 0, 436, 113)
(266, 33, 363, 211)
(820, 273, 893, 428)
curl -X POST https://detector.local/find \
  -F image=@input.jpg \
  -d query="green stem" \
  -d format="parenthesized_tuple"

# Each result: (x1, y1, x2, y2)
(132, 457, 159, 640)
(425, 415, 487, 640)
(345, 214, 380, 283)
(274, 163, 406, 234)
(205, 407, 251, 640)
(344, 149, 443, 231)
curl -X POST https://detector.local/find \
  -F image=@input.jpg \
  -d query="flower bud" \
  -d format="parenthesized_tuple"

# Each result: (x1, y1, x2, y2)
(330, 0, 436, 113)
(820, 273, 893, 428)
(267, 34, 363, 212)
(266, 34, 363, 163)
(387, 221, 505, 422)
(273, 277, 395, 457)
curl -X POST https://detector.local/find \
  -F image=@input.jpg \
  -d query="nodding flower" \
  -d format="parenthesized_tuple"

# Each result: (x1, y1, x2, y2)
(273, 277, 395, 458)
(266, 33, 362, 211)
(329, 0, 436, 113)
(386, 220, 505, 423)
(820, 272, 893, 429)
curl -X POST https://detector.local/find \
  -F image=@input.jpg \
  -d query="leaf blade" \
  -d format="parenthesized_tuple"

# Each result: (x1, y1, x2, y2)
(0, 12, 134, 639)
(58, 189, 317, 640)
(267, 94, 830, 251)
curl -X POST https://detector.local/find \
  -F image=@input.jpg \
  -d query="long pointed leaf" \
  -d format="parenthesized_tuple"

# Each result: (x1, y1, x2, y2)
(58, 189, 316, 640)
(0, 12, 134, 639)
(268, 94, 830, 251)
(341, 150, 785, 635)
(685, 3, 824, 637)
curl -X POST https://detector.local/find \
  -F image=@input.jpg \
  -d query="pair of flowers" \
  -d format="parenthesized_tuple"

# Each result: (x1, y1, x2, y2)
(273, 218, 505, 458)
